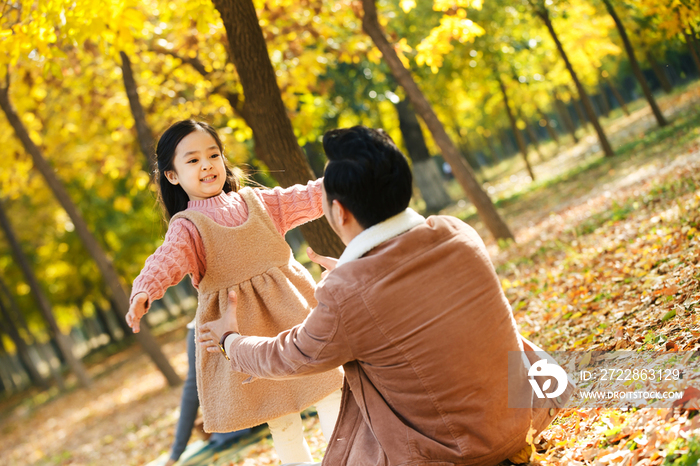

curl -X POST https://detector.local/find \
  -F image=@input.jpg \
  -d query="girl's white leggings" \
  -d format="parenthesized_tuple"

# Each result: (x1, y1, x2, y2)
(266, 389, 342, 464)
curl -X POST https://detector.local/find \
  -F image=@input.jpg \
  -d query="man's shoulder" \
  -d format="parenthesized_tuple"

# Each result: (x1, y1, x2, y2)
(316, 215, 485, 301)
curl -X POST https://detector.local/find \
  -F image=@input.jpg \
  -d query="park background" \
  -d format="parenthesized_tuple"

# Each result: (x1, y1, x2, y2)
(0, 0, 699, 464)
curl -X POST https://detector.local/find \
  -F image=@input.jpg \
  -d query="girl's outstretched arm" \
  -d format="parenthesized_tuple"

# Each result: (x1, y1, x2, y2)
(127, 219, 205, 332)
(257, 178, 324, 236)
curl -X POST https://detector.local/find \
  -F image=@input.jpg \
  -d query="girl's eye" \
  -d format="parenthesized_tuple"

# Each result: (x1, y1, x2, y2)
(210, 153, 220, 159)
(187, 158, 198, 164)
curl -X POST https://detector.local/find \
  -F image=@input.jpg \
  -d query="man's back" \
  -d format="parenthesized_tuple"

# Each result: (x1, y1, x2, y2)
(319, 215, 533, 465)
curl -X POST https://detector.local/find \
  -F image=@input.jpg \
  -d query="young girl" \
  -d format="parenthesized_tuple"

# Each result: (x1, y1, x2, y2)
(125, 120, 343, 464)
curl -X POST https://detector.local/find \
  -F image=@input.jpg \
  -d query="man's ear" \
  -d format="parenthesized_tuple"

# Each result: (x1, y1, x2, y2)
(164, 170, 179, 185)
(332, 199, 349, 226)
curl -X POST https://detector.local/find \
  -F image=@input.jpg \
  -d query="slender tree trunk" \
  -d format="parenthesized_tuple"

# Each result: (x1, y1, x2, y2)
(94, 303, 117, 345)
(455, 133, 487, 183)
(351, 1, 513, 239)
(520, 113, 544, 162)
(0, 337, 18, 392)
(683, 32, 700, 75)
(0, 198, 91, 388)
(0, 275, 65, 389)
(394, 99, 451, 212)
(0, 365, 5, 394)
(691, 33, 700, 70)
(602, 0, 667, 126)
(483, 135, 501, 162)
(119, 51, 157, 171)
(498, 76, 535, 180)
(646, 52, 673, 94)
(0, 277, 29, 331)
(111, 298, 133, 337)
(570, 94, 589, 132)
(537, 7, 615, 157)
(211, 0, 346, 256)
(597, 86, 611, 116)
(0, 299, 48, 388)
(603, 77, 630, 115)
(554, 94, 579, 143)
(0, 79, 181, 387)
(500, 129, 516, 156)
(75, 301, 100, 350)
(535, 105, 560, 145)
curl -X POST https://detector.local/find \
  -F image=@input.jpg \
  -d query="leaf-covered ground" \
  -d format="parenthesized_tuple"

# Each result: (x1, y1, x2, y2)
(481, 85, 700, 465)
(1, 84, 699, 466)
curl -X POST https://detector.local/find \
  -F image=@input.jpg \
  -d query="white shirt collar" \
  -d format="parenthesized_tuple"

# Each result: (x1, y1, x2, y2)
(336, 208, 426, 267)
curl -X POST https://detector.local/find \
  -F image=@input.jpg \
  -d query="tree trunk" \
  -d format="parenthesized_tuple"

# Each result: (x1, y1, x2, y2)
(211, 0, 346, 256)
(483, 135, 501, 162)
(75, 301, 100, 350)
(646, 52, 673, 94)
(413, 160, 453, 213)
(394, 99, 452, 212)
(119, 51, 157, 171)
(553, 93, 579, 143)
(0, 275, 65, 389)
(499, 129, 517, 156)
(0, 277, 29, 331)
(521, 113, 544, 162)
(683, 32, 700, 75)
(0, 198, 92, 388)
(603, 77, 630, 116)
(0, 299, 48, 389)
(0, 79, 181, 387)
(535, 105, 560, 145)
(94, 303, 117, 345)
(597, 86, 611, 116)
(538, 8, 615, 157)
(357, 0, 513, 240)
(0, 337, 18, 392)
(111, 298, 133, 337)
(570, 95, 589, 131)
(602, 0, 667, 127)
(497, 76, 535, 180)
(691, 33, 700, 72)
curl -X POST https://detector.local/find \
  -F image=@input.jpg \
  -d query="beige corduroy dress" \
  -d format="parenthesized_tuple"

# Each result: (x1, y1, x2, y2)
(172, 187, 344, 433)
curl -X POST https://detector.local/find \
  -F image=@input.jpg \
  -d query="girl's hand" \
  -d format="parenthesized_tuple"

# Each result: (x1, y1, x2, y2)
(126, 292, 148, 333)
(199, 291, 240, 353)
(307, 247, 338, 280)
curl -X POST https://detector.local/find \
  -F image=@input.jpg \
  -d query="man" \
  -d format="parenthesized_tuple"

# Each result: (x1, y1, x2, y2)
(199, 126, 572, 465)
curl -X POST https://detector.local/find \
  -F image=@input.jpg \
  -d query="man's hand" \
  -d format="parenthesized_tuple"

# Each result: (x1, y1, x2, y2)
(307, 247, 338, 280)
(126, 292, 148, 333)
(199, 290, 240, 353)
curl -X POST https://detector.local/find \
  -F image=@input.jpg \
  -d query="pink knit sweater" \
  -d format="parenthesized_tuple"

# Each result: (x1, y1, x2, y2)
(130, 179, 323, 310)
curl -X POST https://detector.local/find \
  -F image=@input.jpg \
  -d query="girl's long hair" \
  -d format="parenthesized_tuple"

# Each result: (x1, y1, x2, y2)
(154, 120, 240, 220)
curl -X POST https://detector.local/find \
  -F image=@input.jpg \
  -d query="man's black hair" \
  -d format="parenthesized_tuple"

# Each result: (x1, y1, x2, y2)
(322, 126, 412, 229)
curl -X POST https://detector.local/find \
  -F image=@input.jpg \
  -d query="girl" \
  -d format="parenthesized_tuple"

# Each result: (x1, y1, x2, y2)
(126, 120, 343, 464)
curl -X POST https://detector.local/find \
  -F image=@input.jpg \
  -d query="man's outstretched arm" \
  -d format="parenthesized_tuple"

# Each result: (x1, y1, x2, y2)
(200, 291, 353, 379)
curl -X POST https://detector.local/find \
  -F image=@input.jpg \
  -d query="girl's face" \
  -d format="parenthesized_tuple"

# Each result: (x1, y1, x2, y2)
(164, 129, 227, 202)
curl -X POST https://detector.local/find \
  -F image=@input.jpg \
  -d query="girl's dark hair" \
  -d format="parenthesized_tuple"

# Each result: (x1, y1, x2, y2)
(155, 120, 240, 219)
(322, 126, 412, 229)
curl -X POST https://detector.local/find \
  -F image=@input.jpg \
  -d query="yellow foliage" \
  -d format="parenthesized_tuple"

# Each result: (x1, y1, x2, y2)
(433, 0, 483, 12)
(113, 196, 132, 213)
(416, 13, 485, 72)
(400, 0, 416, 14)
(16, 283, 30, 296)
